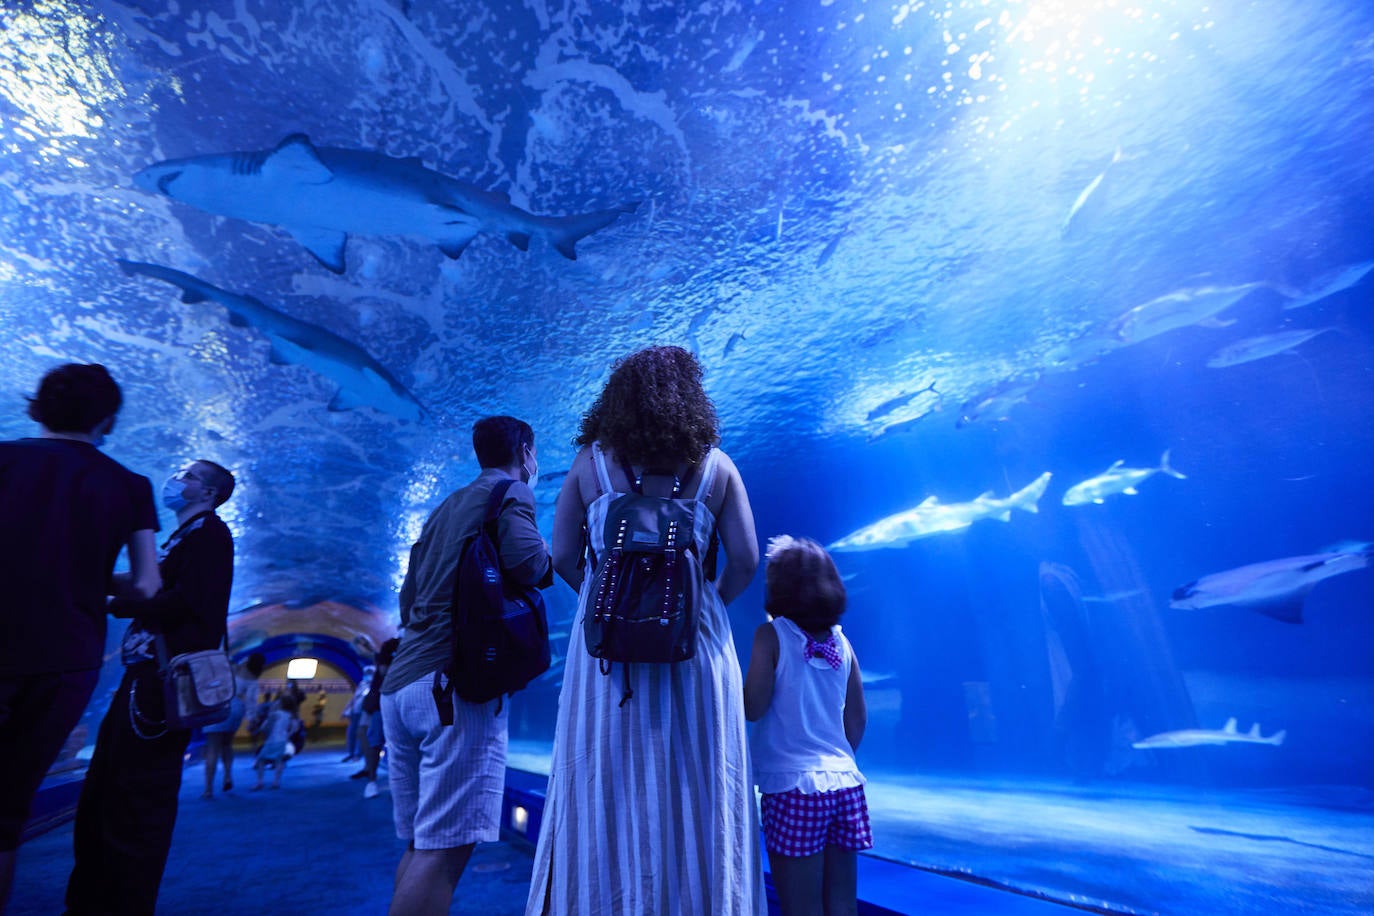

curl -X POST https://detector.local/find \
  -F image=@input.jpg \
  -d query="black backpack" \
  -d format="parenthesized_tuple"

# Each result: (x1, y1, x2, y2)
(584, 458, 716, 704)
(433, 478, 550, 721)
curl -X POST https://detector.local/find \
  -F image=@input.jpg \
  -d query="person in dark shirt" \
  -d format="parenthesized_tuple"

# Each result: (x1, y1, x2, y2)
(64, 458, 236, 916)
(0, 363, 160, 911)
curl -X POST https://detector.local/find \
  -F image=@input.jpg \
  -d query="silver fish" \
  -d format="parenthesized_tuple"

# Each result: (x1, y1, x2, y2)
(1206, 327, 1335, 368)
(1062, 449, 1187, 506)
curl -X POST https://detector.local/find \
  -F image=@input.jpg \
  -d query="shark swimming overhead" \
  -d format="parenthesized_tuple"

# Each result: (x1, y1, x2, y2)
(1062, 449, 1187, 506)
(116, 259, 426, 421)
(828, 471, 1052, 552)
(133, 133, 638, 273)
(1170, 541, 1373, 623)
(1132, 718, 1286, 749)
(1109, 282, 1267, 345)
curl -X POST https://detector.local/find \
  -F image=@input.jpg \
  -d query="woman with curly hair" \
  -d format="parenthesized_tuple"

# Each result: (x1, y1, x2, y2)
(527, 345, 764, 915)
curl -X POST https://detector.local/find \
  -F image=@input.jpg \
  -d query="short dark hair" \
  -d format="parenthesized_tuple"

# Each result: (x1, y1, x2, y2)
(278, 693, 300, 714)
(575, 346, 719, 466)
(194, 459, 236, 507)
(472, 416, 534, 468)
(243, 652, 266, 677)
(26, 363, 123, 434)
(763, 536, 848, 632)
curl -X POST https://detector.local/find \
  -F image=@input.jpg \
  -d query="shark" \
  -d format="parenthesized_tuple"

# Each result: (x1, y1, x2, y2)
(1132, 718, 1286, 749)
(116, 259, 426, 421)
(1109, 282, 1267, 345)
(829, 471, 1052, 552)
(133, 133, 638, 273)
(1170, 541, 1373, 623)
(1206, 327, 1336, 368)
(1062, 449, 1187, 506)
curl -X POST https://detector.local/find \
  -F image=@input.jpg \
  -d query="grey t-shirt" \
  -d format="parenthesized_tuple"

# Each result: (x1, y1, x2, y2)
(383, 469, 551, 694)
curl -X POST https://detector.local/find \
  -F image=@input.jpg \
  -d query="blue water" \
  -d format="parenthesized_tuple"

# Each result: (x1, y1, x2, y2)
(3, 0, 1373, 911)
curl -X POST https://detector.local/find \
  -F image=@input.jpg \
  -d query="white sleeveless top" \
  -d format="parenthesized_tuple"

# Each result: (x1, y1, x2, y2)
(751, 617, 865, 795)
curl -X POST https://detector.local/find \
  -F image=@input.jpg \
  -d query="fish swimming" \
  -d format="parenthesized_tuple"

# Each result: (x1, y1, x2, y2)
(1282, 260, 1374, 310)
(133, 133, 638, 272)
(1170, 541, 1373, 623)
(829, 471, 1052, 552)
(956, 374, 1039, 427)
(866, 382, 938, 422)
(1132, 718, 1285, 749)
(1206, 327, 1336, 368)
(116, 259, 426, 421)
(1109, 283, 1266, 345)
(1062, 449, 1187, 506)
(1060, 147, 1122, 237)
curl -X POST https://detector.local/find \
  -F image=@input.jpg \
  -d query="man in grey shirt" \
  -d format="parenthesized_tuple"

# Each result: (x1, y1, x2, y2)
(380, 415, 551, 916)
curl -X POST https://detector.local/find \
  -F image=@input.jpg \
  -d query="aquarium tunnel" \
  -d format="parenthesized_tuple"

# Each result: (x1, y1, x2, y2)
(3, 0, 1373, 913)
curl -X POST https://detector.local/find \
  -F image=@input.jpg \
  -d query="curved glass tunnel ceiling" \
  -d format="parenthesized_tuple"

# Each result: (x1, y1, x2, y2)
(1, 0, 1372, 621)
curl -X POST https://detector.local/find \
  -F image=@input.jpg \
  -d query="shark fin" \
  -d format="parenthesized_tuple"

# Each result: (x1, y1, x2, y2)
(1247, 723, 1260, 738)
(288, 227, 349, 273)
(507, 231, 531, 251)
(267, 134, 333, 184)
(1108, 459, 1125, 470)
(1223, 718, 1237, 734)
(995, 510, 1012, 522)
(1254, 596, 1305, 624)
(226, 311, 250, 328)
(1123, 486, 1139, 495)
(1093, 498, 1105, 504)
(328, 387, 366, 411)
(918, 495, 938, 507)
(267, 341, 291, 366)
(179, 289, 209, 304)
(1269, 729, 1286, 745)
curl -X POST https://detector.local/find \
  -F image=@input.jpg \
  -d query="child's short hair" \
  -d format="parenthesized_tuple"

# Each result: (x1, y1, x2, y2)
(764, 535, 847, 631)
(278, 694, 300, 714)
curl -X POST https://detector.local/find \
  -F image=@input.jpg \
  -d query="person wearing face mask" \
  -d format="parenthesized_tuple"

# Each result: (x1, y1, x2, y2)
(380, 415, 552, 916)
(0, 363, 160, 911)
(64, 458, 236, 916)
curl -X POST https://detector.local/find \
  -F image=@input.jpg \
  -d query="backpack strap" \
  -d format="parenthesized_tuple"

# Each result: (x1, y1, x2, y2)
(591, 442, 614, 496)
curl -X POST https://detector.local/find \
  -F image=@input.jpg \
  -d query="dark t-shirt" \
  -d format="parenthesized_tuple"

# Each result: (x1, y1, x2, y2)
(0, 437, 159, 676)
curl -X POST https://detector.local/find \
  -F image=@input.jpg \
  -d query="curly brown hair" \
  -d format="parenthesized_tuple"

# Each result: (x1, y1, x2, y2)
(576, 346, 720, 466)
(764, 536, 848, 632)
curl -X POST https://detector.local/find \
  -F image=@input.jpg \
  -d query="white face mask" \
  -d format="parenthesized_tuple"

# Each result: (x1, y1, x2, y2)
(523, 446, 539, 489)
(161, 476, 189, 511)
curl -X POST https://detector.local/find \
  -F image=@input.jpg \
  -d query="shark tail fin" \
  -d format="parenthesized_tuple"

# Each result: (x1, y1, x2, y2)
(1010, 471, 1053, 514)
(1161, 448, 1188, 479)
(1223, 717, 1238, 734)
(1269, 729, 1287, 746)
(544, 201, 639, 260)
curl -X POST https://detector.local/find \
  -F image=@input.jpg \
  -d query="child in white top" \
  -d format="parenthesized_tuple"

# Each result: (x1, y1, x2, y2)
(744, 536, 870, 916)
(252, 693, 302, 789)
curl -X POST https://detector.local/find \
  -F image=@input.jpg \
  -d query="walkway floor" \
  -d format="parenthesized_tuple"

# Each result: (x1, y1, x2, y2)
(11, 745, 1082, 915)
(8, 746, 533, 915)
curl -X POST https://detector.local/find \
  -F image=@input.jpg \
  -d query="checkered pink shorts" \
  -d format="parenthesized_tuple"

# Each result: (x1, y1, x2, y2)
(760, 784, 873, 857)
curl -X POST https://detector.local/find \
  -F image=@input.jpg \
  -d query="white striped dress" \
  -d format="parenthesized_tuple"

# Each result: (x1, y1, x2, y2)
(526, 444, 764, 916)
